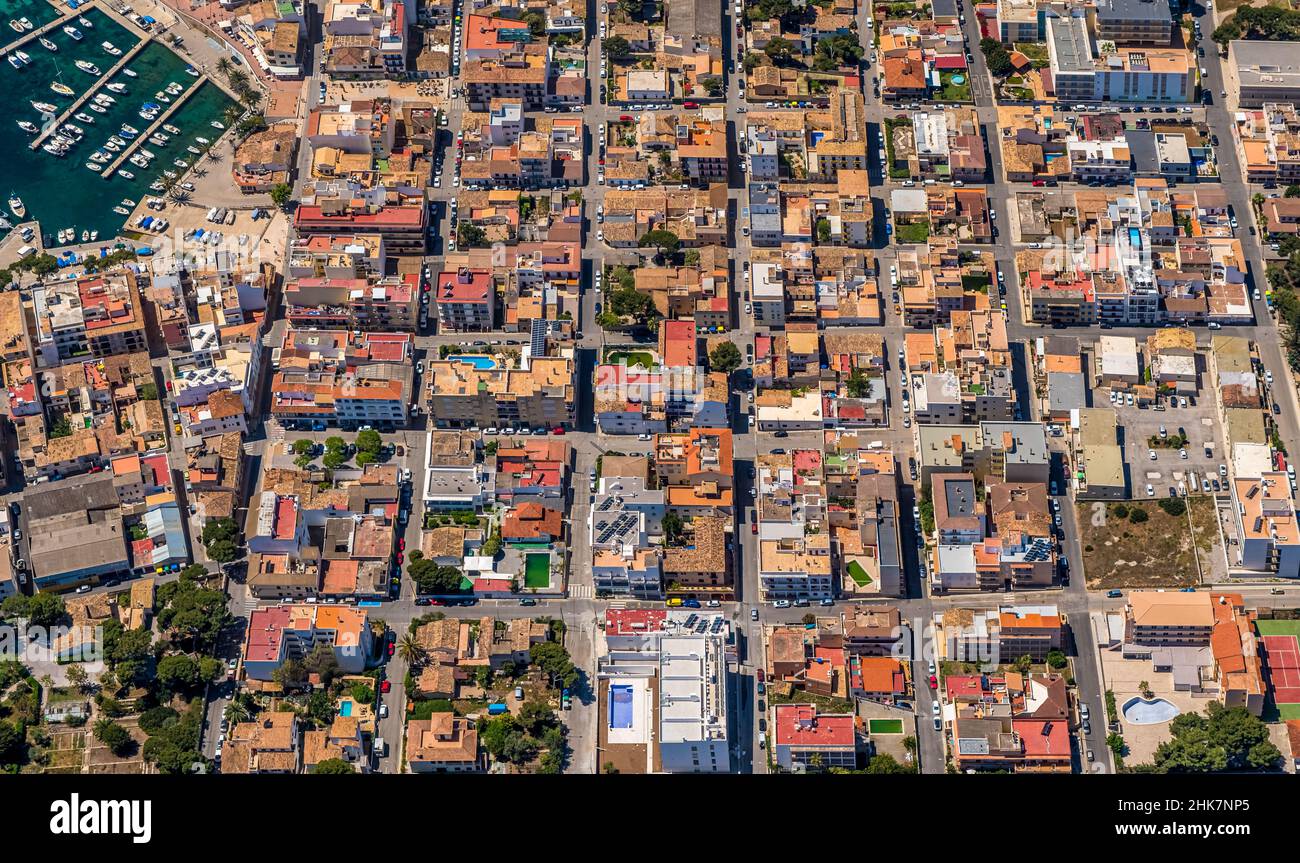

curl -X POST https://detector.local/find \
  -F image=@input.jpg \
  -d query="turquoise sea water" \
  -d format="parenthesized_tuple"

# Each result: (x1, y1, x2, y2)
(0, 4, 236, 247)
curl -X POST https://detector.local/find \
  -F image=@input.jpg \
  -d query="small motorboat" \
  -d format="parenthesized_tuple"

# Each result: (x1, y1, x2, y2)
(109, 135, 125, 146)
(7, 55, 24, 70)
(186, 145, 200, 154)
(80, 230, 88, 242)
(149, 181, 164, 192)
(89, 103, 106, 113)
(63, 26, 82, 40)
(106, 82, 126, 93)
(118, 169, 134, 179)
(121, 198, 136, 207)
(122, 68, 137, 78)
(173, 158, 189, 168)
(91, 151, 109, 162)
(79, 16, 93, 29)
(163, 123, 181, 134)
(51, 81, 74, 96)
(103, 140, 119, 151)
(56, 228, 66, 243)
(138, 148, 154, 159)
(184, 66, 199, 77)
(16, 120, 37, 133)
(86, 161, 102, 172)
(42, 142, 67, 156)
(195, 136, 210, 145)
(31, 100, 57, 114)
(18, 17, 33, 30)
(7, 20, 22, 33)
(14, 50, 30, 64)
(141, 103, 159, 112)
(64, 123, 83, 136)
(40, 38, 56, 52)
(8, 195, 26, 217)
(90, 231, 97, 240)
(138, 109, 156, 120)
(101, 42, 121, 57)
(95, 93, 115, 104)
(74, 112, 96, 124)
(163, 169, 176, 179)
(154, 91, 170, 102)
(121, 124, 138, 135)
(76, 60, 100, 75)
(113, 206, 129, 215)
(210, 120, 225, 130)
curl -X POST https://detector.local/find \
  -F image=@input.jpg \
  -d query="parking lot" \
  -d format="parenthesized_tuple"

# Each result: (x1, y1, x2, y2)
(1107, 388, 1227, 498)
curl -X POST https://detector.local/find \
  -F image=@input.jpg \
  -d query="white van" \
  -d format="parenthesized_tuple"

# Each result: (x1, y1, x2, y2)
(16, 245, 35, 258)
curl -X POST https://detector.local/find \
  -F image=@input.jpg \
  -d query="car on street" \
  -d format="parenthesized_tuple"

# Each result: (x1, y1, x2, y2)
(380, 679, 391, 693)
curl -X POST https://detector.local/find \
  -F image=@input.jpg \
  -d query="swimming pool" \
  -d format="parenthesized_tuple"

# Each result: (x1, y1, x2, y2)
(338, 700, 353, 718)
(1122, 696, 1180, 725)
(609, 684, 633, 729)
(455, 356, 497, 370)
(524, 552, 549, 589)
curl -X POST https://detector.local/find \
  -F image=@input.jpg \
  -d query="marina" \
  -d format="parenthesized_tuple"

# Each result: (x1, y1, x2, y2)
(0, 3, 237, 246)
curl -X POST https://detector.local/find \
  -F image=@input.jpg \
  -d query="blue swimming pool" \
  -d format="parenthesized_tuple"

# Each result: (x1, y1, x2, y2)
(609, 684, 633, 729)
(1122, 696, 1180, 725)
(456, 356, 497, 370)
(339, 701, 353, 718)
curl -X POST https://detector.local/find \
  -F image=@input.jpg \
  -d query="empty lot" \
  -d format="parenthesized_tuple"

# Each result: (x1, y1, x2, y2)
(1078, 496, 1220, 590)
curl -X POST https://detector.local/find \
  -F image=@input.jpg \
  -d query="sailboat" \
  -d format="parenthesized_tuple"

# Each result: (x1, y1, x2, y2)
(51, 81, 74, 96)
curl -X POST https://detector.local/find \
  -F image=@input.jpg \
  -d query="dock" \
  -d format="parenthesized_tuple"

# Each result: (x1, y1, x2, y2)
(0, 1, 96, 58)
(101, 73, 208, 179)
(28, 34, 154, 151)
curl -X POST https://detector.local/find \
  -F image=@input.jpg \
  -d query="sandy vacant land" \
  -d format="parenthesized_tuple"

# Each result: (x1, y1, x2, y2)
(1078, 496, 1219, 590)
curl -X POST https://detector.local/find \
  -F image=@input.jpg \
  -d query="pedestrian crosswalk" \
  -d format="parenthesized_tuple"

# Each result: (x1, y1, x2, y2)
(569, 583, 594, 599)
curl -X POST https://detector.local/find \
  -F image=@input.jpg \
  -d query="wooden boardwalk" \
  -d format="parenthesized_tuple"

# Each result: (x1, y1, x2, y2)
(101, 73, 207, 179)
(29, 34, 154, 150)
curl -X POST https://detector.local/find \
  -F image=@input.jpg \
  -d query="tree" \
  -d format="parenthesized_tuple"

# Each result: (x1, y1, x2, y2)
(397, 633, 426, 665)
(637, 229, 680, 258)
(1046, 649, 1068, 670)
(356, 429, 383, 460)
(709, 341, 743, 374)
(699, 76, 723, 97)
(846, 367, 871, 398)
(1142, 703, 1282, 773)
(215, 57, 232, 77)
(1014, 654, 1033, 674)
(271, 658, 308, 691)
(1158, 497, 1187, 517)
(0, 720, 24, 766)
(604, 35, 631, 60)
(865, 753, 914, 774)
(269, 182, 292, 209)
(313, 758, 357, 774)
(202, 517, 239, 547)
(521, 9, 546, 36)
(980, 37, 1013, 76)
(207, 539, 239, 563)
(139, 707, 180, 735)
(661, 511, 684, 543)
(816, 217, 832, 243)
(94, 719, 134, 757)
(457, 221, 488, 248)
(764, 36, 794, 64)
(1128, 507, 1149, 524)
(529, 641, 580, 690)
(408, 559, 464, 595)
(3, 592, 66, 628)
(156, 654, 203, 693)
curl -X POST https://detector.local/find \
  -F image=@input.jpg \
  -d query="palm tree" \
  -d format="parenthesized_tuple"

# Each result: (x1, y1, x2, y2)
(215, 57, 232, 78)
(396, 633, 425, 666)
(226, 67, 248, 90)
(223, 105, 242, 128)
(223, 700, 251, 725)
(166, 187, 191, 205)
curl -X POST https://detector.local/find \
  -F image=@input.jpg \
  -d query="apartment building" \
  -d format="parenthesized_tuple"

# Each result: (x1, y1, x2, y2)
(1095, 0, 1174, 47)
(426, 353, 576, 430)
